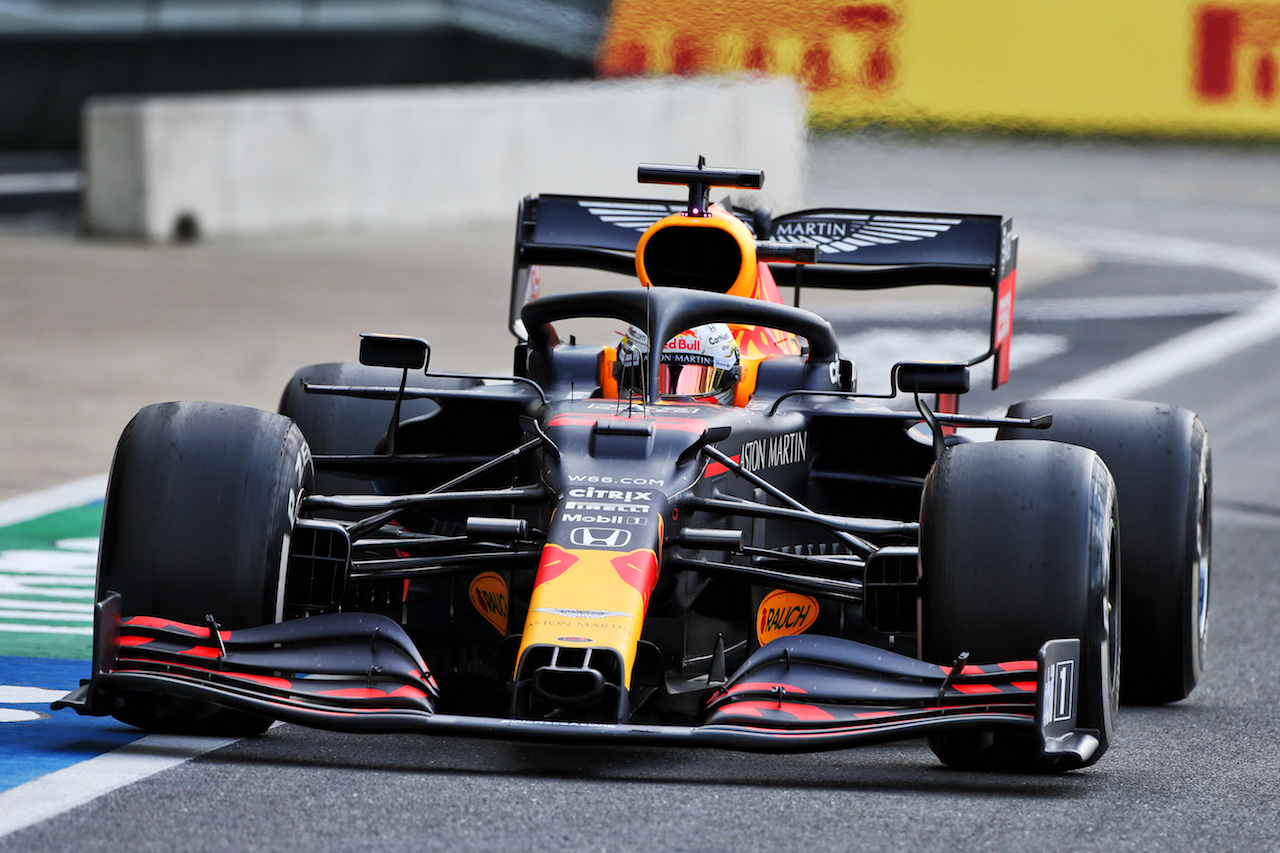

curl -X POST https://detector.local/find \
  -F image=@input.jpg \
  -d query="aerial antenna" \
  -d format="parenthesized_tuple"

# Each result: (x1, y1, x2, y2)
(616, 333, 644, 417)
(644, 273, 653, 408)
(687, 154, 709, 217)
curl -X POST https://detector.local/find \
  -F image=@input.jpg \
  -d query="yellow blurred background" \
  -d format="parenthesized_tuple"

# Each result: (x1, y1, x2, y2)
(598, 0, 1280, 137)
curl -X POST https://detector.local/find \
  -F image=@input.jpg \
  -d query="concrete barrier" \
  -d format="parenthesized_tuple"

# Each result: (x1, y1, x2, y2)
(84, 77, 807, 240)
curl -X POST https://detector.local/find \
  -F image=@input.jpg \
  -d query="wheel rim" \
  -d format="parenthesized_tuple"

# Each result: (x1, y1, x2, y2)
(1091, 459, 1120, 739)
(1105, 512, 1121, 724)
(1195, 452, 1211, 655)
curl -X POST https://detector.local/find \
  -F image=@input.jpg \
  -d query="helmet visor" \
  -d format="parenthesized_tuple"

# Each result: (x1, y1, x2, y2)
(661, 358, 735, 398)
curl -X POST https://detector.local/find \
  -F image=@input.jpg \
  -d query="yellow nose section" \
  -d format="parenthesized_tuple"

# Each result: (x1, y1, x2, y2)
(517, 543, 660, 688)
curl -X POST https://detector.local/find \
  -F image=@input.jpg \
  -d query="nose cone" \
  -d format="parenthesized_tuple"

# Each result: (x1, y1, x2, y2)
(516, 535, 661, 679)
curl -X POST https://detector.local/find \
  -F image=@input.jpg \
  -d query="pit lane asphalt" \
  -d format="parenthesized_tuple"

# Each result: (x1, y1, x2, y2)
(4, 134, 1280, 851)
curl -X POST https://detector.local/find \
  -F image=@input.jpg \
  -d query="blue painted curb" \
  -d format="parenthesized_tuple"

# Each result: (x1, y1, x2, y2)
(0, 657, 145, 792)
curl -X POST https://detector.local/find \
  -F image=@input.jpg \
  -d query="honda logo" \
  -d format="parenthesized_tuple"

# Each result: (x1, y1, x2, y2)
(570, 527, 631, 548)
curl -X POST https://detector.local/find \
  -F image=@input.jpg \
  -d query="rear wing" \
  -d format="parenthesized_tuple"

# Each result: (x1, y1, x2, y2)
(510, 194, 1018, 389)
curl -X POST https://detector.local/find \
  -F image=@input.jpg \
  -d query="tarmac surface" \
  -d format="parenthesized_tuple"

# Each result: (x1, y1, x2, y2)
(3, 131, 1280, 851)
(0, 221, 520, 500)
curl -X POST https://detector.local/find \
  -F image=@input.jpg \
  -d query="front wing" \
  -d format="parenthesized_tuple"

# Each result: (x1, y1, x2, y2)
(55, 594, 1097, 763)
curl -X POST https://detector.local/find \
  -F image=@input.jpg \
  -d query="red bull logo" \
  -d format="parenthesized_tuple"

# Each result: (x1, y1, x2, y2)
(733, 323, 803, 360)
(610, 550, 661, 609)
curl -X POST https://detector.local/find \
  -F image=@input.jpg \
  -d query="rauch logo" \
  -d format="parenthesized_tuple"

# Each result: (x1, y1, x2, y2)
(468, 572, 509, 635)
(756, 589, 820, 645)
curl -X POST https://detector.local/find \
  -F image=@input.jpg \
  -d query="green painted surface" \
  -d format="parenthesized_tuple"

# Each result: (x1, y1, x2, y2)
(0, 504, 101, 659)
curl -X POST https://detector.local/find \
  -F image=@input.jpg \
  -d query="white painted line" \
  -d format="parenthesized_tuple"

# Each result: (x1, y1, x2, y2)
(0, 475, 108, 528)
(0, 686, 67, 703)
(1017, 291, 1266, 321)
(840, 227, 1280, 407)
(0, 619, 92, 631)
(1036, 227, 1280, 400)
(0, 609, 92, 622)
(0, 596, 92, 612)
(0, 599, 93, 612)
(0, 617, 92, 630)
(0, 710, 45, 723)
(1052, 227, 1280, 283)
(842, 329, 1068, 397)
(0, 474, 254, 839)
(0, 733, 239, 840)
(1043, 293, 1280, 399)
(825, 291, 1266, 324)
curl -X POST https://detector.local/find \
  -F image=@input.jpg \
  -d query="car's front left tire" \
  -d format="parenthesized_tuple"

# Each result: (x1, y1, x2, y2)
(1000, 399, 1210, 704)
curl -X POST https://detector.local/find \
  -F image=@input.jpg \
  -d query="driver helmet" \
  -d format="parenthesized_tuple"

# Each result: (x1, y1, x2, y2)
(615, 323, 741, 405)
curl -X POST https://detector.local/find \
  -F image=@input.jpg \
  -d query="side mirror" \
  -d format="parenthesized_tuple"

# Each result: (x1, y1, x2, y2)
(359, 334, 430, 371)
(678, 424, 732, 466)
(756, 240, 817, 264)
(894, 362, 970, 395)
(838, 358, 855, 392)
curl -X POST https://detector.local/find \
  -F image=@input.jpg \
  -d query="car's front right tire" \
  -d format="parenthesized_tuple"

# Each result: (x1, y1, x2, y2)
(919, 440, 1120, 771)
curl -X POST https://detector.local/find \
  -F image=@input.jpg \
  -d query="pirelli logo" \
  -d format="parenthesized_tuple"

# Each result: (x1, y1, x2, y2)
(1194, 4, 1280, 104)
(563, 501, 650, 513)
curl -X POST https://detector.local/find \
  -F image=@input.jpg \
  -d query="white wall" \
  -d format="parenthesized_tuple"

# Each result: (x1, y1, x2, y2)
(84, 77, 808, 240)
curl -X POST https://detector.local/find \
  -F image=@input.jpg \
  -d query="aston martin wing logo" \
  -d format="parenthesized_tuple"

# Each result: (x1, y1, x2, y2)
(578, 199, 684, 232)
(533, 607, 632, 619)
(771, 213, 961, 254)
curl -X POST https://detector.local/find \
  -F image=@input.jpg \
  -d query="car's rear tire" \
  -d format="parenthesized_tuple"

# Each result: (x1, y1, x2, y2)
(97, 401, 312, 734)
(919, 440, 1120, 771)
(1000, 399, 1210, 704)
(278, 362, 477, 495)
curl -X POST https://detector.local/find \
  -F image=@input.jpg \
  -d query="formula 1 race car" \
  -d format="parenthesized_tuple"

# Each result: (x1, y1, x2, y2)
(57, 160, 1212, 772)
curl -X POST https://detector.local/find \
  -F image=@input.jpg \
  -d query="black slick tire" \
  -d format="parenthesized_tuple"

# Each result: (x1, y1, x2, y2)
(919, 440, 1120, 771)
(96, 401, 312, 735)
(1000, 399, 1210, 704)
(278, 362, 476, 496)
